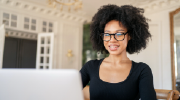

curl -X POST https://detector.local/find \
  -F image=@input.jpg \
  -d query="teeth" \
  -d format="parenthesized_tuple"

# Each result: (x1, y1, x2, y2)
(110, 46, 118, 48)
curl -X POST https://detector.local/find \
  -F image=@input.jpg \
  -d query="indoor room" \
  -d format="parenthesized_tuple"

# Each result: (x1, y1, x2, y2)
(0, 0, 180, 100)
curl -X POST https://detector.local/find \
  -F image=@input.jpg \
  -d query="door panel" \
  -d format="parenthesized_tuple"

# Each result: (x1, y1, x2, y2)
(36, 33, 54, 69)
(3, 37, 18, 68)
(20, 39, 37, 68)
(2, 37, 37, 68)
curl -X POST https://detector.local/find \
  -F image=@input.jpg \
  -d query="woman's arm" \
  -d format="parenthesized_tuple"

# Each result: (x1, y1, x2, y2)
(83, 86, 90, 100)
(139, 64, 157, 100)
(80, 61, 91, 88)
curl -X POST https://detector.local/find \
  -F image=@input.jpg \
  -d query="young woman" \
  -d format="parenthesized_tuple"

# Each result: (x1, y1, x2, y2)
(80, 4, 157, 100)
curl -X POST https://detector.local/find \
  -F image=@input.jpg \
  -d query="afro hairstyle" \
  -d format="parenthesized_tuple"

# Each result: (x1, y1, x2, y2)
(90, 4, 151, 54)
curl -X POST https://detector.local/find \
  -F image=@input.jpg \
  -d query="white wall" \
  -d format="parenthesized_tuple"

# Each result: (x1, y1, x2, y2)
(55, 21, 83, 70)
(0, 0, 85, 70)
(128, 6, 180, 90)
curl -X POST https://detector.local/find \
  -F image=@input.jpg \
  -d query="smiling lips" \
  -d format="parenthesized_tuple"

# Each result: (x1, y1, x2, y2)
(109, 45, 119, 51)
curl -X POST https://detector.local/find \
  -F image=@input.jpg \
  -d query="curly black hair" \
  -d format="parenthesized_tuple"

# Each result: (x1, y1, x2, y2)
(90, 4, 151, 54)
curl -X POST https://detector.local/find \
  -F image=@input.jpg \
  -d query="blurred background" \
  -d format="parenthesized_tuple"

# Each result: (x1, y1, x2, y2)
(0, 0, 180, 92)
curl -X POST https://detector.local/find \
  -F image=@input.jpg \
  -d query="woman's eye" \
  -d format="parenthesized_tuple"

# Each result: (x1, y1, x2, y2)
(116, 33, 123, 36)
(104, 34, 110, 36)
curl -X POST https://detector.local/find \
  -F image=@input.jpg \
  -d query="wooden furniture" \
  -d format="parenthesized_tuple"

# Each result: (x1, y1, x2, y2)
(155, 89, 180, 100)
(82, 86, 180, 100)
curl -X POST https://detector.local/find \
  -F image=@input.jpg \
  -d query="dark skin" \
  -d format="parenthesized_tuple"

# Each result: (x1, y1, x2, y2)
(99, 20, 132, 83)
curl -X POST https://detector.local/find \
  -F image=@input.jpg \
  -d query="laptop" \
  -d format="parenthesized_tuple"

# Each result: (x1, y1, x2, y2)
(0, 69, 84, 100)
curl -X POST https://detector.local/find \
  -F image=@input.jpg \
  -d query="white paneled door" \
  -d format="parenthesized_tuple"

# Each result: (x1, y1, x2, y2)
(36, 33, 54, 69)
(0, 25, 5, 69)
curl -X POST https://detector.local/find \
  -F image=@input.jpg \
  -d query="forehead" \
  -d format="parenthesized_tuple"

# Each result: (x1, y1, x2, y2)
(104, 20, 127, 32)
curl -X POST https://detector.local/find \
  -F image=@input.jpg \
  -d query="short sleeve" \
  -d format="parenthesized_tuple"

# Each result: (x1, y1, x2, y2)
(139, 63, 157, 100)
(80, 61, 91, 88)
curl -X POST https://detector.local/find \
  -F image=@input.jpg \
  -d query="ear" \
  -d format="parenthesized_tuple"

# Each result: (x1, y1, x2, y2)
(128, 34, 131, 41)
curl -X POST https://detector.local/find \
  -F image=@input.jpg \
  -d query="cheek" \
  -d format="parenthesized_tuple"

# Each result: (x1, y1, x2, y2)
(123, 35, 129, 45)
(103, 41, 109, 49)
(122, 39, 129, 48)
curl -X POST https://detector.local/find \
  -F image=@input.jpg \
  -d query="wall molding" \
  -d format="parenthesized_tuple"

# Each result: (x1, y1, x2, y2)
(136, 0, 180, 15)
(0, 0, 91, 23)
(149, 21, 163, 89)
(5, 29, 37, 40)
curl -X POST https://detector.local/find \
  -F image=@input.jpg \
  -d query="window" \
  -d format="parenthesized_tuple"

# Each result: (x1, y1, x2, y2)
(42, 21, 46, 32)
(49, 22, 53, 32)
(11, 14, 17, 27)
(82, 24, 108, 65)
(3, 13, 9, 26)
(42, 21, 53, 32)
(24, 17, 29, 29)
(2, 13, 17, 28)
(24, 17, 37, 31)
(31, 19, 36, 30)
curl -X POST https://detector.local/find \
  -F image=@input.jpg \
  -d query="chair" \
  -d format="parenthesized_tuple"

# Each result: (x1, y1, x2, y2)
(82, 86, 180, 100)
(155, 89, 180, 100)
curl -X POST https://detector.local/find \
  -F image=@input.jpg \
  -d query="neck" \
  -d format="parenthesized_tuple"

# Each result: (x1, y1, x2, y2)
(107, 51, 130, 65)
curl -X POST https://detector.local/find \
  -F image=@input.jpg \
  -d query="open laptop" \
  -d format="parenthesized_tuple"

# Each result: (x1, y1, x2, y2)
(0, 69, 84, 100)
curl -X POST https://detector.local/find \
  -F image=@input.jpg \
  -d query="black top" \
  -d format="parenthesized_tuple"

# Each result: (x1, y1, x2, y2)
(80, 58, 157, 100)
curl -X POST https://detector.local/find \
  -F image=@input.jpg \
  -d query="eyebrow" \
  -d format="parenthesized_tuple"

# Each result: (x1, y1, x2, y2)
(104, 29, 125, 32)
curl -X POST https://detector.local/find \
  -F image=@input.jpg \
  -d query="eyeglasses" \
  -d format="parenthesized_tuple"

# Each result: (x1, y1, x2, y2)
(101, 32, 128, 41)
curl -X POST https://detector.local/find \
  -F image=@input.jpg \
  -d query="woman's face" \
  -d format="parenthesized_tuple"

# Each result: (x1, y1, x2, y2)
(103, 20, 130, 55)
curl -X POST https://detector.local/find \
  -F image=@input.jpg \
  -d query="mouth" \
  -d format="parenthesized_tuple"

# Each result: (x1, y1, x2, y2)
(109, 45, 119, 51)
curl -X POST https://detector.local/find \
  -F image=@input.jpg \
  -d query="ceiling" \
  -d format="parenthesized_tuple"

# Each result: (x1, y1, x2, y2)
(18, 0, 180, 27)
(22, 0, 158, 18)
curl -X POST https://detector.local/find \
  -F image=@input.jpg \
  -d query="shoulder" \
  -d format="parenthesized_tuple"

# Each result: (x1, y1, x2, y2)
(85, 59, 103, 66)
(132, 61, 152, 73)
(81, 58, 103, 71)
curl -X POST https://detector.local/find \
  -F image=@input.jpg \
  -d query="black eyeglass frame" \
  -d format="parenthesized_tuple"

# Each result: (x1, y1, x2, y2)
(100, 32, 128, 41)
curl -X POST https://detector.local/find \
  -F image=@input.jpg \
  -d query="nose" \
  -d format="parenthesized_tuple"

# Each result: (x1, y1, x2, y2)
(110, 35, 117, 42)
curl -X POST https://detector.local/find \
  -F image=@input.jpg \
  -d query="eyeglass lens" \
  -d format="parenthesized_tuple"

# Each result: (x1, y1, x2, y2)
(103, 33, 125, 41)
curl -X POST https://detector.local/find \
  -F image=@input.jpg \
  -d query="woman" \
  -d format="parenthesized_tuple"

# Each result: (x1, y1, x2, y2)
(80, 4, 157, 100)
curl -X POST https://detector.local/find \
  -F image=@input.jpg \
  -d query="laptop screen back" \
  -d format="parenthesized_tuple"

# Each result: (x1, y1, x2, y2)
(0, 69, 84, 100)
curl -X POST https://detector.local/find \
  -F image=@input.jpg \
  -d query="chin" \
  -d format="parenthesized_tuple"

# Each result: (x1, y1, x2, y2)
(108, 51, 122, 55)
